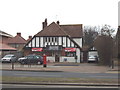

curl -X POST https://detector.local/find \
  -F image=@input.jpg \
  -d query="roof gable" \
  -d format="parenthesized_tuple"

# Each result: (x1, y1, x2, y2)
(35, 22, 68, 37)
(7, 35, 27, 44)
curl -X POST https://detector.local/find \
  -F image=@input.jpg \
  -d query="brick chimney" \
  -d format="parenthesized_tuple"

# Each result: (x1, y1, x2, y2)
(42, 18, 47, 29)
(17, 33, 21, 37)
(56, 21, 60, 25)
(28, 36, 32, 39)
(27, 36, 32, 42)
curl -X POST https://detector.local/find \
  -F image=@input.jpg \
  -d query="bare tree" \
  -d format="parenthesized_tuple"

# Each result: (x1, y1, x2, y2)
(100, 24, 115, 37)
(83, 26, 98, 46)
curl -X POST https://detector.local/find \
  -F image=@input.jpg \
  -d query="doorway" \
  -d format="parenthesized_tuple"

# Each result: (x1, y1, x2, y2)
(55, 54, 59, 62)
(83, 51, 88, 63)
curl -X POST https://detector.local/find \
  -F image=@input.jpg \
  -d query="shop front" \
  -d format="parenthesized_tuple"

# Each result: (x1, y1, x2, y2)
(29, 47, 79, 63)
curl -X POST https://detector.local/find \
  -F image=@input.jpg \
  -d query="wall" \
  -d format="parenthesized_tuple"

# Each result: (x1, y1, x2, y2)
(47, 56, 79, 63)
(60, 57, 76, 62)
(27, 36, 77, 48)
(47, 56, 55, 62)
(76, 48, 81, 63)
(73, 38, 82, 47)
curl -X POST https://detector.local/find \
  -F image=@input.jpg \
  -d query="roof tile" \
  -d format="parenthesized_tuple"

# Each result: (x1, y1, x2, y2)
(60, 24, 83, 38)
(7, 34, 27, 44)
(35, 22, 83, 38)
(35, 22, 68, 37)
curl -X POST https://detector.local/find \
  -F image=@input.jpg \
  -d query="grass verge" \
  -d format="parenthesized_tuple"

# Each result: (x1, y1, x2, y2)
(1, 76, 118, 84)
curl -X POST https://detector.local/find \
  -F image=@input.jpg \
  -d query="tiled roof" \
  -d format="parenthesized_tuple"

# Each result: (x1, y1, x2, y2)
(35, 22, 68, 37)
(0, 30, 13, 37)
(7, 34, 27, 44)
(0, 43, 17, 50)
(35, 22, 83, 38)
(60, 24, 83, 38)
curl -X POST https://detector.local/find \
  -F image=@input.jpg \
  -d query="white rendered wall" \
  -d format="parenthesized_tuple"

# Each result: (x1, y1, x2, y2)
(36, 37, 39, 47)
(28, 42, 31, 47)
(40, 37, 43, 47)
(32, 38, 35, 47)
(60, 57, 76, 62)
(73, 38, 82, 47)
(76, 48, 80, 63)
(47, 56, 55, 62)
(59, 37, 62, 45)
(63, 37, 66, 47)
(67, 38, 70, 47)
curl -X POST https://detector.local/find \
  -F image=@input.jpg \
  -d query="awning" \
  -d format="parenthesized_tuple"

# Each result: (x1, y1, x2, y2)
(65, 48, 76, 52)
(32, 48, 43, 52)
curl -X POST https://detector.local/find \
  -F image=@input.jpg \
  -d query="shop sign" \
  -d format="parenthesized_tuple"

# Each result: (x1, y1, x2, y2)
(65, 48, 76, 52)
(32, 48, 43, 52)
(49, 46, 59, 50)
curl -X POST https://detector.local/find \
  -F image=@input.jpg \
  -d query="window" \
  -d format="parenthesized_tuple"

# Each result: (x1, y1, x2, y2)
(16, 44, 19, 48)
(65, 52, 76, 57)
(34, 56, 39, 59)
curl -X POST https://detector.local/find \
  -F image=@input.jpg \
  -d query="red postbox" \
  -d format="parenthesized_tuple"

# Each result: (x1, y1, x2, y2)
(43, 54, 47, 67)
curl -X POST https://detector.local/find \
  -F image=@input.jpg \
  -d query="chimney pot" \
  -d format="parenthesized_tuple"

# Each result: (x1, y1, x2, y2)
(17, 33, 21, 36)
(56, 21, 60, 25)
(29, 36, 32, 39)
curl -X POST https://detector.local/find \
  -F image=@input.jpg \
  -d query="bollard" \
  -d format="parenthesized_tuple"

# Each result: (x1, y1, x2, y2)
(43, 54, 47, 67)
(12, 62, 14, 70)
(111, 60, 114, 69)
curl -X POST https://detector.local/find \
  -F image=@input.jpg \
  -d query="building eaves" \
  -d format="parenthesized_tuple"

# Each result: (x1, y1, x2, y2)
(0, 30, 13, 38)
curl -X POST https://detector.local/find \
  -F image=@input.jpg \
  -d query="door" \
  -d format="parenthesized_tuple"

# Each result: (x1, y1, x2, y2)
(55, 54, 59, 62)
(83, 51, 88, 63)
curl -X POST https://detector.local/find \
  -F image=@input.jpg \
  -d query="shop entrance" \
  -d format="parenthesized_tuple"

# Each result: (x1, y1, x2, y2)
(45, 45, 62, 62)
(51, 51, 61, 62)
(55, 54, 59, 62)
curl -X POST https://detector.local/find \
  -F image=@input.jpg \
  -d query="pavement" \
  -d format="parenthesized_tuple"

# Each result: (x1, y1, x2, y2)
(0, 62, 119, 73)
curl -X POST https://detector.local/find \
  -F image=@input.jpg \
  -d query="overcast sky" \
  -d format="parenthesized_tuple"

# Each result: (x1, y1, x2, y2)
(0, 0, 119, 39)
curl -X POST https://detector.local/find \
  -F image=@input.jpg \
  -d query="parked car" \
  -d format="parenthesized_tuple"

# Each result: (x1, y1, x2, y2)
(88, 55, 98, 63)
(1, 54, 17, 63)
(18, 54, 43, 65)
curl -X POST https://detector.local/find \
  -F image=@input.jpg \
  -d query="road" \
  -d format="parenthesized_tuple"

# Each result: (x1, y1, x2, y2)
(2, 84, 118, 88)
(1, 70, 118, 79)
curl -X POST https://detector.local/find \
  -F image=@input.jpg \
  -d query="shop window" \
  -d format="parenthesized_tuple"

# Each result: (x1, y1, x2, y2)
(65, 52, 76, 57)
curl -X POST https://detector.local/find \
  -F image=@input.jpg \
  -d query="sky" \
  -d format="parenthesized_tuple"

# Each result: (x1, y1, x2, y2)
(0, 0, 119, 39)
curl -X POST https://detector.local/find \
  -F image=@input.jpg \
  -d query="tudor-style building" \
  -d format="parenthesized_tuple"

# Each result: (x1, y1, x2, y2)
(24, 19, 83, 63)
